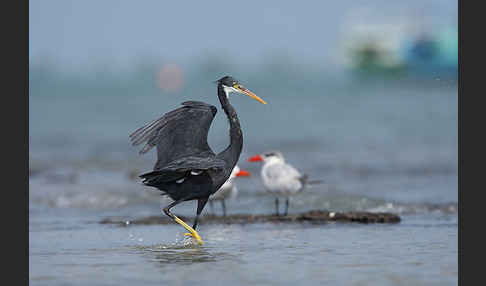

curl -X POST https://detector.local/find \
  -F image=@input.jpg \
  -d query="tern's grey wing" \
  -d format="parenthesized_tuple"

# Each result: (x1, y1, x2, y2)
(263, 163, 304, 193)
(129, 101, 218, 169)
(265, 163, 302, 180)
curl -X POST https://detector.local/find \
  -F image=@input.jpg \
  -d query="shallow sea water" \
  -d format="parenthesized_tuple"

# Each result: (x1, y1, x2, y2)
(29, 204, 457, 286)
(29, 72, 457, 285)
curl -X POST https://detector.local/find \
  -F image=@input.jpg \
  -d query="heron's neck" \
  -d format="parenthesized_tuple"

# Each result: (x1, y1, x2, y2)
(217, 84, 243, 168)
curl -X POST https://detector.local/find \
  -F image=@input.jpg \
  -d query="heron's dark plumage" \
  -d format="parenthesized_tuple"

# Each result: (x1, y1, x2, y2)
(130, 101, 217, 160)
(129, 100, 229, 201)
(129, 76, 259, 241)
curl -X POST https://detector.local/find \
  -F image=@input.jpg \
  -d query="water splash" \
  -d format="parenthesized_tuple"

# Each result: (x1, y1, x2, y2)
(366, 201, 457, 214)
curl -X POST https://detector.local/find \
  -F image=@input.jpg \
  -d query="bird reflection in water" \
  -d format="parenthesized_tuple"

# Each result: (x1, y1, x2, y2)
(135, 244, 236, 266)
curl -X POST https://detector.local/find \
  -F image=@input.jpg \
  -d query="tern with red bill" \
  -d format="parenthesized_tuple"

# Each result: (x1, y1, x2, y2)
(130, 76, 266, 245)
(209, 165, 250, 216)
(249, 151, 322, 216)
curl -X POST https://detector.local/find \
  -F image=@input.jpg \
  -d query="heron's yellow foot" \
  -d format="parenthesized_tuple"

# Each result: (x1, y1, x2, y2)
(173, 216, 204, 245)
(183, 232, 204, 244)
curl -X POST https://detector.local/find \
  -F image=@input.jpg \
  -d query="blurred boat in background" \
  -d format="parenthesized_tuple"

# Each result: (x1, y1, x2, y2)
(339, 18, 457, 79)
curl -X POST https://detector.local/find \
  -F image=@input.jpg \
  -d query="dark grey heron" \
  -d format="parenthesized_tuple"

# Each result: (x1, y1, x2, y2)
(130, 76, 266, 244)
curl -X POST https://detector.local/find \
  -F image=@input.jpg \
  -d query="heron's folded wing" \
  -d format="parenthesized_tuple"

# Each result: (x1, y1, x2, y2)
(139, 156, 226, 184)
(161, 156, 226, 172)
(129, 101, 218, 168)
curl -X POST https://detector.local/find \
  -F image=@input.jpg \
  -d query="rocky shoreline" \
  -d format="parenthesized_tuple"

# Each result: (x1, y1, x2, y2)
(100, 210, 401, 226)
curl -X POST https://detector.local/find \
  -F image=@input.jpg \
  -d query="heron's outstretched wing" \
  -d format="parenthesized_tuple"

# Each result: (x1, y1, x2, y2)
(130, 101, 218, 169)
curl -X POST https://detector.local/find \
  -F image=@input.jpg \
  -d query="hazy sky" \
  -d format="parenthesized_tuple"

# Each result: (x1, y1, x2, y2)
(29, 0, 456, 72)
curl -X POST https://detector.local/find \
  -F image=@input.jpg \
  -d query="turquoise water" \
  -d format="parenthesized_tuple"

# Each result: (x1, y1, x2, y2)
(29, 69, 457, 285)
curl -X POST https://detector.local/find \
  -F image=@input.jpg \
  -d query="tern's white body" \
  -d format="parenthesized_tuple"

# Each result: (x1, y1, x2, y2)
(260, 155, 304, 197)
(209, 165, 240, 201)
(250, 151, 312, 216)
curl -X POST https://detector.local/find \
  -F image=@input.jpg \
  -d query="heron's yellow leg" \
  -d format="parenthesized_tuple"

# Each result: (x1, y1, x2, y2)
(173, 215, 203, 245)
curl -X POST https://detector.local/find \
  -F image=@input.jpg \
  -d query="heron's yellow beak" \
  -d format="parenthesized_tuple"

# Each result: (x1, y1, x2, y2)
(234, 84, 267, 104)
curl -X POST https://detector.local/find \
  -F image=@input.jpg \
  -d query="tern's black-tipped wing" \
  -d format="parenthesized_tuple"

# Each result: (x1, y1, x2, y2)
(130, 101, 218, 169)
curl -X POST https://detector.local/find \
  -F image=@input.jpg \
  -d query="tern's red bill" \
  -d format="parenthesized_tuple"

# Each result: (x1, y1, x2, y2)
(236, 170, 251, 177)
(248, 155, 263, 162)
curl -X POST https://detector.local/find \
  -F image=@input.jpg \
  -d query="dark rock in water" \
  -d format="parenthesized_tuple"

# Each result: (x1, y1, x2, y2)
(99, 210, 401, 226)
